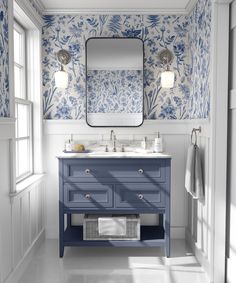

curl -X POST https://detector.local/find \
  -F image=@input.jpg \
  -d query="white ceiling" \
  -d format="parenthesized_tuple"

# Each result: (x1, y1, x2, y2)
(37, 0, 197, 14)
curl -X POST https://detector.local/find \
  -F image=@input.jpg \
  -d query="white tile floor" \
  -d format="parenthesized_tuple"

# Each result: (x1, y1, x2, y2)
(17, 239, 208, 283)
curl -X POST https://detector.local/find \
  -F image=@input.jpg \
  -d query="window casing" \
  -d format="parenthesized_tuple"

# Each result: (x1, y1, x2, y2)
(14, 21, 33, 182)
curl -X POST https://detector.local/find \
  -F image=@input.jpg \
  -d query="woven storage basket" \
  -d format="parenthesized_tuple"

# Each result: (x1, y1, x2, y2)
(83, 214, 140, 241)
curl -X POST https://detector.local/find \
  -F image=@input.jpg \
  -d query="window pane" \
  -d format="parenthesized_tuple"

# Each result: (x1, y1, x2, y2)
(15, 103, 18, 137)
(16, 141, 19, 178)
(17, 139, 30, 177)
(14, 65, 25, 99)
(17, 103, 29, 138)
(14, 29, 22, 65)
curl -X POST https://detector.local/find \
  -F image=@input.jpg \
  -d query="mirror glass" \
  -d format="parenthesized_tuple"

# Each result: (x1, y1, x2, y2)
(86, 38, 144, 127)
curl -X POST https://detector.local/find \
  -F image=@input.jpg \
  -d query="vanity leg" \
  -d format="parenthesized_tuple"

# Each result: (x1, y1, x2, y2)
(165, 209, 170, 258)
(67, 214, 72, 227)
(59, 202, 64, 258)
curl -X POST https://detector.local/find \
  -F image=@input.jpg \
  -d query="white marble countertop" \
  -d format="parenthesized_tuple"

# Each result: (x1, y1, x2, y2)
(56, 151, 171, 159)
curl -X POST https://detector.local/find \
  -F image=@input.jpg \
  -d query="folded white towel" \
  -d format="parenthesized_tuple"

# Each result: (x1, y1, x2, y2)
(185, 144, 204, 199)
(98, 217, 127, 236)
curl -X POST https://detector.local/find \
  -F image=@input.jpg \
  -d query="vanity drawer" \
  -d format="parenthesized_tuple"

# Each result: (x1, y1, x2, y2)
(64, 183, 113, 208)
(115, 183, 166, 209)
(63, 159, 166, 182)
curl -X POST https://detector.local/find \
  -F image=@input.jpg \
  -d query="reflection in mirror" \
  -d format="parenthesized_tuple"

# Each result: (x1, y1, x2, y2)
(86, 38, 144, 127)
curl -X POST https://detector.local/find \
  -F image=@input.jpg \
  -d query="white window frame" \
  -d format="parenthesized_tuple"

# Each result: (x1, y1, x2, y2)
(14, 20, 26, 100)
(14, 20, 34, 183)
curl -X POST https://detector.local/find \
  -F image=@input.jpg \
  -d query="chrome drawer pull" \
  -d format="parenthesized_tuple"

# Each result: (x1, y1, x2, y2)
(85, 193, 91, 199)
(85, 169, 91, 174)
(138, 194, 144, 200)
(138, 169, 144, 174)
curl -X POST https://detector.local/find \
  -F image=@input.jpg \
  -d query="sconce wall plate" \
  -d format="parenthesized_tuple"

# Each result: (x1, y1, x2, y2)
(158, 48, 173, 65)
(57, 49, 71, 65)
(55, 49, 71, 88)
(158, 48, 175, 88)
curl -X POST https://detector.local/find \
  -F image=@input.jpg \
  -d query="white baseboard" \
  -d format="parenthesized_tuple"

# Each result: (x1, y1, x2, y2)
(185, 228, 211, 282)
(171, 227, 185, 239)
(45, 226, 58, 239)
(5, 229, 45, 283)
(227, 256, 236, 283)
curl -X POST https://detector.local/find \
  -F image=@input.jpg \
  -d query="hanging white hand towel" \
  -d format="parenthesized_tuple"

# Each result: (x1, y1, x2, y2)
(185, 144, 204, 199)
(98, 217, 127, 236)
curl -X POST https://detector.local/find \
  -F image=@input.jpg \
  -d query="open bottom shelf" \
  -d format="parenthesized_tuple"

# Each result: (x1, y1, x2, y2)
(64, 225, 165, 247)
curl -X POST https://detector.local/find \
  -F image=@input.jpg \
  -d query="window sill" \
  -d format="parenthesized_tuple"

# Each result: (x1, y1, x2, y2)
(10, 174, 45, 198)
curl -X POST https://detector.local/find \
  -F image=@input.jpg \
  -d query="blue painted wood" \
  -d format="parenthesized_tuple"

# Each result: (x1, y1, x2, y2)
(165, 158, 171, 257)
(64, 226, 165, 247)
(58, 157, 171, 257)
(115, 183, 166, 208)
(59, 160, 64, 258)
(62, 158, 166, 183)
(64, 183, 113, 208)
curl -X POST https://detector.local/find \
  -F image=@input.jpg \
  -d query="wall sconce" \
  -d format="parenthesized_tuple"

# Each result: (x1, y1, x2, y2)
(158, 48, 175, 88)
(54, 49, 71, 88)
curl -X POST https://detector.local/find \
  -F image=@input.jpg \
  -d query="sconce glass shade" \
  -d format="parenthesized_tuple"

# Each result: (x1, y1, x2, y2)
(55, 70, 68, 88)
(161, 70, 175, 88)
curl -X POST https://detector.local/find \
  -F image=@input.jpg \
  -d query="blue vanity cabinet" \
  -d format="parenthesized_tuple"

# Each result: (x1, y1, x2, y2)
(58, 157, 171, 258)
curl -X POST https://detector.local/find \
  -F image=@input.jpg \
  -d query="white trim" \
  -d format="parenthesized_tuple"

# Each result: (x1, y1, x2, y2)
(171, 227, 186, 239)
(0, 119, 15, 140)
(212, 0, 233, 3)
(14, 0, 43, 29)
(210, 2, 230, 283)
(43, 119, 211, 137)
(42, 8, 189, 15)
(13, 1, 44, 178)
(32, 0, 45, 12)
(185, 228, 211, 282)
(10, 174, 45, 199)
(229, 89, 236, 109)
(0, 117, 15, 124)
(231, 0, 236, 29)
(227, 256, 236, 283)
(8, 0, 14, 119)
(38, 0, 200, 15)
(185, 0, 198, 14)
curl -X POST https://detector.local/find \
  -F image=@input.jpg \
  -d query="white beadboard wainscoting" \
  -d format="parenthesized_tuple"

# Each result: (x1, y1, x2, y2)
(0, 120, 45, 283)
(43, 119, 212, 273)
(185, 131, 211, 277)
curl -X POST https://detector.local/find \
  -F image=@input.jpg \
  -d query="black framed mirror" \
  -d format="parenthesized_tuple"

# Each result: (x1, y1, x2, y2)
(86, 37, 144, 127)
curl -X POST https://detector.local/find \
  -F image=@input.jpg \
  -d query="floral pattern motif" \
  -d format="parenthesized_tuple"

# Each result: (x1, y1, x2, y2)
(41, 0, 211, 120)
(188, 0, 211, 118)
(87, 70, 143, 113)
(0, 0, 9, 117)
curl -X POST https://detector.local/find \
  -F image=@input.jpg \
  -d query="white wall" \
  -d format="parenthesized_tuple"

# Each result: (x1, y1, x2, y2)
(227, 1, 236, 282)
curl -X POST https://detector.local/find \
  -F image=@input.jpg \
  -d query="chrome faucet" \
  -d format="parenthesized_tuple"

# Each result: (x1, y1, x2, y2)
(110, 130, 117, 152)
(110, 130, 115, 141)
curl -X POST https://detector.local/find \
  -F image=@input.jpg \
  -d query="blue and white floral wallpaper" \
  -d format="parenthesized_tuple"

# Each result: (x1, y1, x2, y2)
(87, 70, 143, 113)
(42, 0, 211, 120)
(0, 0, 9, 117)
(188, 0, 211, 118)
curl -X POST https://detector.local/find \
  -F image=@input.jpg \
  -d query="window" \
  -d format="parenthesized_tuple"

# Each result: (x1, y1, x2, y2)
(14, 21, 33, 182)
